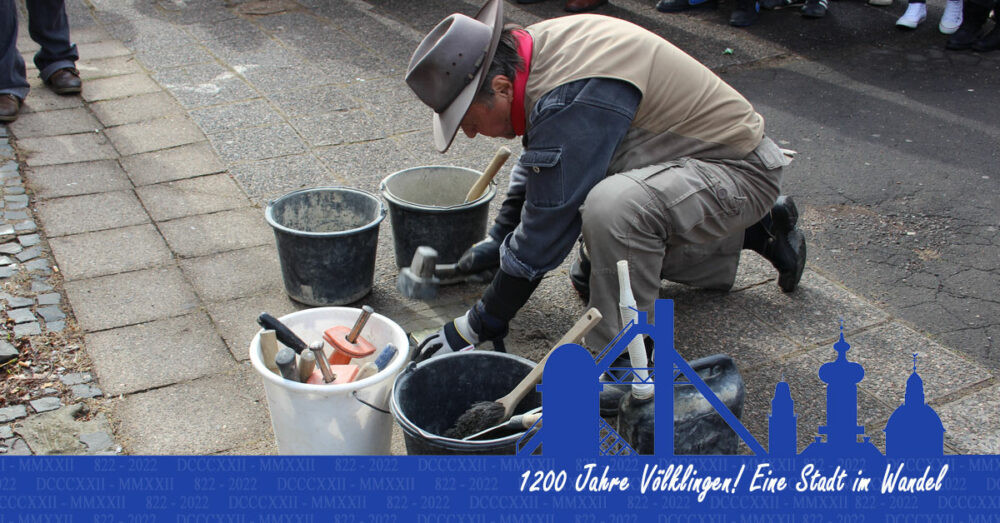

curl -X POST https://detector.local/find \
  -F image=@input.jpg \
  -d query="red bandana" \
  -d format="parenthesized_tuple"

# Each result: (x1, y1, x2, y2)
(510, 29, 533, 136)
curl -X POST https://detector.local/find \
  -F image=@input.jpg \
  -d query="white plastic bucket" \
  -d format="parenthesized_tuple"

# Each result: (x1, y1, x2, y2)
(249, 307, 409, 455)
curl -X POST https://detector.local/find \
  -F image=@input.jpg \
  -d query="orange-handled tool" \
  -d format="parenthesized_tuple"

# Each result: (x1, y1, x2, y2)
(323, 306, 377, 365)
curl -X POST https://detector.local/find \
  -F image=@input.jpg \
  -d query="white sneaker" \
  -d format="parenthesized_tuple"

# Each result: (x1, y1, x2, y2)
(869, 0, 892, 6)
(896, 2, 927, 28)
(939, 0, 963, 34)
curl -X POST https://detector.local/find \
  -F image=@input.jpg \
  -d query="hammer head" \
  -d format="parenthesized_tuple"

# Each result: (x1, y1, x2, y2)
(397, 246, 441, 300)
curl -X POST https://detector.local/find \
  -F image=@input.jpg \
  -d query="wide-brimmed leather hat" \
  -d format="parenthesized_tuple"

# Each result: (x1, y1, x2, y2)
(405, 0, 503, 152)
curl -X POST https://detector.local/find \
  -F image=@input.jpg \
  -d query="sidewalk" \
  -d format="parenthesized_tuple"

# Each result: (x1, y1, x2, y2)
(1, 0, 996, 455)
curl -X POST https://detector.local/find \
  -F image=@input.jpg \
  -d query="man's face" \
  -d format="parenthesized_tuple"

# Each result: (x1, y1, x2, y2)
(459, 75, 515, 139)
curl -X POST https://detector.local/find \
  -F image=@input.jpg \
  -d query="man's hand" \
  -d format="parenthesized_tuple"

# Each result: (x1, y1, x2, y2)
(456, 238, 500, 276)
(413, 304, 509, 362)
(414, 314, 479, 362)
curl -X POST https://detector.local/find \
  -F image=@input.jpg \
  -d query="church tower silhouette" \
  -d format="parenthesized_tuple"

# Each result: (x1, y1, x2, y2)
(768, 379, 798, 456)
(800, 328, 882, 458)
(884, 354, 945, 457)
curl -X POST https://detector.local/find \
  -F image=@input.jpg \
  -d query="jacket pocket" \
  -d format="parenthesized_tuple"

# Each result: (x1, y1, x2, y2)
(520, 148, 565, 207)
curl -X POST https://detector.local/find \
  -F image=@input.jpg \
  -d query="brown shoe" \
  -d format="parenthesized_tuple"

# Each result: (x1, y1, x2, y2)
(45, 67, 82, 95)
(0, 94, 21, 123)
(565, 0, 608, 11)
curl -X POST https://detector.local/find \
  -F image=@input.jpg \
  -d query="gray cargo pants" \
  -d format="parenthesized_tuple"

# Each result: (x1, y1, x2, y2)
(580, 137, 787, 354)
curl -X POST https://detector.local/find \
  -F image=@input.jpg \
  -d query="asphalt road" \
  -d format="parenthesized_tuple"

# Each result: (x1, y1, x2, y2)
(351, 0, 1000, 368)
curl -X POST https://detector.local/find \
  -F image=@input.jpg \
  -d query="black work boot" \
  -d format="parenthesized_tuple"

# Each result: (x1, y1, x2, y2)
(946, 1, 991, 49)
(730, 0, 760, 26)
(743, 196, 807, 292)
(569, 241, 590, 302)
(657, 0, 718, 12)
(973, 23, 1000, 52)
(801, 0, 828, 17)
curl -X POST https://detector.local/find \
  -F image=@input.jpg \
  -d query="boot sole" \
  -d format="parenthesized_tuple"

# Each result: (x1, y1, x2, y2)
(771, 196, 806, 292)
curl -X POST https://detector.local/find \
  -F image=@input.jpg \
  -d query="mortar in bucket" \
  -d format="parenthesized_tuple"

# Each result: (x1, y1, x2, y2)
(265, 187, 385, 306)
(380, 166, 496, 268)
(249, 307, 408, 454)
(390, 351, 541, 455)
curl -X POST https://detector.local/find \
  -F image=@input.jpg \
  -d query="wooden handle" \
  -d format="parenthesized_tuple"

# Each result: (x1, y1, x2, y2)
(464, 146, 511, 203)
(497, 308, 602, 418)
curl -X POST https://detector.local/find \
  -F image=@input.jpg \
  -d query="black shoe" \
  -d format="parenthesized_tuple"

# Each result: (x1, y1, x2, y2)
(0, 94, 21, 123)
(600, 356, 631, 417)
(761, 0, 803, 9)
(746, 196, 807, 292)
(946, 1, 990, 49)
(45, 68, 82, 95)
(730, 0, 760, 25)
(801, 0, 828, 17)
(569, 241, 590, 302)
(972, 24, 1000, 52)
(657, 0, 718, 12)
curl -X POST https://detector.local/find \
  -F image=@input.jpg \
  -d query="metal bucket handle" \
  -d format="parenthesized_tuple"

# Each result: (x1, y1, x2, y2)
(352, 390, 391, 414)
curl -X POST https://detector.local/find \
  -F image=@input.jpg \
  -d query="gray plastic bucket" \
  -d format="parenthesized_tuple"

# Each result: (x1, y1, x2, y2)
(380, 166, 496, 268)
(265, 187, 386, 306)
(390, 351, 540, 455)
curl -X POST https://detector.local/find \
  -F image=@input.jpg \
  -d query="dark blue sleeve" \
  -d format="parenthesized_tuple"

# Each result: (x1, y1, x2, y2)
(498, 77, 642, 281)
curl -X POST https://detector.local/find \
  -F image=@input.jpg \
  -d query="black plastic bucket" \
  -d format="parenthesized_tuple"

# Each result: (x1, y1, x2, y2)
(617, 354, 745, 455)
(390, 352, 540, 455)
(380, 166, 496, 268)
(265, 187, 386, 306)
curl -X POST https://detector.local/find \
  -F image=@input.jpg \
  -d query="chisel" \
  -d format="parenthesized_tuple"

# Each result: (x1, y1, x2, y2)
(275, 347, 299, 382)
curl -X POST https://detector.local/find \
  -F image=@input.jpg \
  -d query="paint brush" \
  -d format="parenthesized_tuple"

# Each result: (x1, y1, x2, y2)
(355, 344, 398, 380)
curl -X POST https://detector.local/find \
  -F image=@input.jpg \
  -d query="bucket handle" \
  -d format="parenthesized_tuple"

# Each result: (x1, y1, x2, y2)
(352, 390, 391, 414)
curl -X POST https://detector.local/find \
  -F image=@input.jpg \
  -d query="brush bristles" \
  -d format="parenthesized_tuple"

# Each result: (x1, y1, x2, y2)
(444, 401, 505, 439)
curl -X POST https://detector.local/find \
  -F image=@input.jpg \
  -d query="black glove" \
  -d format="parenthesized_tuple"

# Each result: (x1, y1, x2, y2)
(457, 238, 500, 275)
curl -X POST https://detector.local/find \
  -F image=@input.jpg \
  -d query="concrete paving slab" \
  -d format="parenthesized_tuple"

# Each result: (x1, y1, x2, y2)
(733, 251, 778, 291)
(76, 55, 143, 81)
(114, 366, 269, 455)
(89, 91, 183, 127)
(49, 223, 174, 281)
(205, 293, 306, 360)
(208, 123, 307, 163)
(848, 322, 992, 405)
(35, 190, 148, 237)
(7, 108, 100, 138)
(266, 84, 359, 118)
(316, 139, 417, 194)
(25, 160, 132, 200)
(121, 142, 226, 186)
(179, 244, 283, 303)
(85, 312, 237, 396)
(290, 109, 384, 148)
(64, 266, 200, 331)
(136, 173, 250, 222)
(189, 99, 284, 135)
(19, 88, 83, 114)
(936, 384, 1000, 455)
(132, 40, 216, 72)
(104, 115, 205, 156)
(77, 41, 132, 60)
(19, 133, 117, 167)
(672, 292, 802, 371)
(159, 207, 271, 258)
(229, 153, 332, 203)
(81, 73, 161, 102)
(727, 270, 891, 349)
(153, 63, 257, 108)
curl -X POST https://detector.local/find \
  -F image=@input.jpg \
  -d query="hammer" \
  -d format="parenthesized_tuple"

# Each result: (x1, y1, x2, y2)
(397, 246, 492, 300)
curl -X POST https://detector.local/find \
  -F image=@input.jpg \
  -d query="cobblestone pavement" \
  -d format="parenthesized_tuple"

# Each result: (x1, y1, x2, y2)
(1, 0, 997, 455)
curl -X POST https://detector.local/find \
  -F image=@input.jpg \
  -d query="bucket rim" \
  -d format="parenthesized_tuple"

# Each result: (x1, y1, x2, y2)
(379, 165, 497, 212)
(389, 351, 538, 450)
(265, 186, 387, 238)
(248, 307, 408, 394)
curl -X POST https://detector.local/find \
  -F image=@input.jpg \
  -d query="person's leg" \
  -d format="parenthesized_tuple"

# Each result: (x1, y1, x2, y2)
(25, 0, 77, 83)
(896, 0, 928, 29)
(580, 154, 780, 354)
(972, 0, 1000, 50)
(947, 0, 993, 49)
(0, 0, 30, 101)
